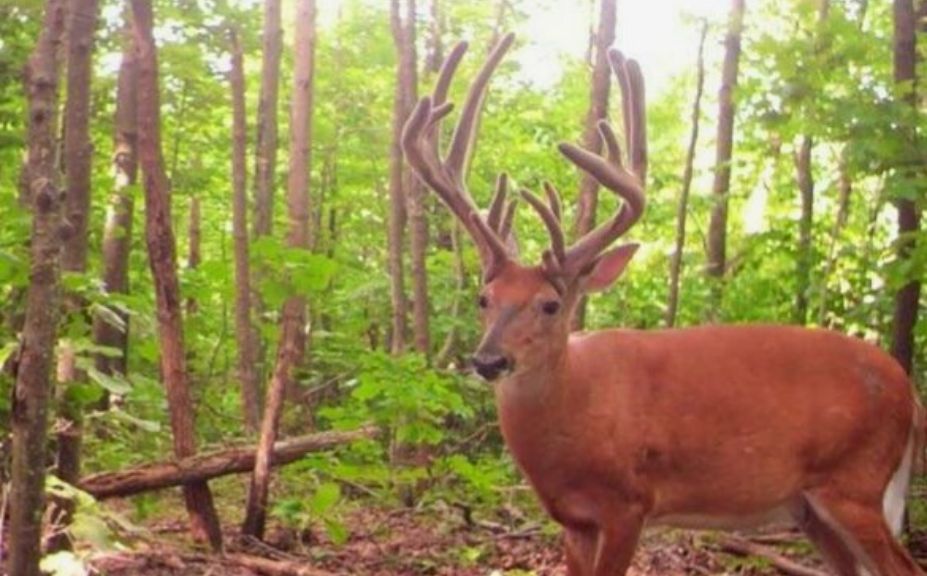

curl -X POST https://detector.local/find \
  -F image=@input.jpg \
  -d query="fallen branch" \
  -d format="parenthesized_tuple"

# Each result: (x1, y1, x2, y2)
(223, 553, 335, 576)
(79, 426, 378, 499)
(718, 536, 828, 576)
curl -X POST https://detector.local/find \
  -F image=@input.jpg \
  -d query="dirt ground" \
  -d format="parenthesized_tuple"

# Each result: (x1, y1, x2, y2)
(85, 505, 854, 576)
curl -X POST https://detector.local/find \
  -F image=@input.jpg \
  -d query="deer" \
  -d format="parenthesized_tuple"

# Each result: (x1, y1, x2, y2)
(401, 32, 924, 576)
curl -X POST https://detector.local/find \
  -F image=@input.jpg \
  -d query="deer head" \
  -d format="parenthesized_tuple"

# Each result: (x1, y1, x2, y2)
(402, 34, 646, 382)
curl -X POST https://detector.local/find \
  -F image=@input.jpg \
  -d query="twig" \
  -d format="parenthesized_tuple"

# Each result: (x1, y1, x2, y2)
(718, 536, 828, 576)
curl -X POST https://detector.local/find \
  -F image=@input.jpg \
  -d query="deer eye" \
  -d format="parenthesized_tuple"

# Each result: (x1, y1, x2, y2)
(478, 295, 489, 309)
(541, 300, 561, 315)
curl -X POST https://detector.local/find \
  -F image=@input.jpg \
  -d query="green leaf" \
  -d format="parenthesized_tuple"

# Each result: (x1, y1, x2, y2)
(110, 409, 161, 433)
(309, 482, 341, 515)
(86, 367, 132, 395)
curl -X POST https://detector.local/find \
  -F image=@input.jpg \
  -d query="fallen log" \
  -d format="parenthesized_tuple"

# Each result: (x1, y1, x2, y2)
(718, 536, 829, 576)
(78, 426, 378, 499)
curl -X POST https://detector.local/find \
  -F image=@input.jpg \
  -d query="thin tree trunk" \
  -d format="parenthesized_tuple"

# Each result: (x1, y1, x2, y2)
(253, 0, 282, 238)
(705, 0, 746, 320)
(793, 136, 814, 325)
(131, 0, 223, 550)
(397, 0, 430, 356)
(229, 29, 260, 433)
(666, 22, 708, 328)
(817, 149, 852, 326)
(8, 0, 67, 573)
(890, 0, 921, 375)
(52, 0, 99, 548)
(387, 0, 409, 355)
(242, 0, 316, 540)
(92, 15, 136, 409)
(792, 0, 829, 327)
(425, 0, 443, 74)
(572, 0, 616, 330)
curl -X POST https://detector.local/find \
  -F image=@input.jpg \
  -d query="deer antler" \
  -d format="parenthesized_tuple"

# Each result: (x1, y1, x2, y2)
(526, 49, 647, 281)
(402, 34, 516, 281)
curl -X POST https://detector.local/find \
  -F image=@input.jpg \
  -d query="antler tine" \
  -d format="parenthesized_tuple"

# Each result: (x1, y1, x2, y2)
(542, 181, 562, 222)
(521, 189, 566, 264)
(487, 172, 508, 232)
(626, 60, 647, 182)
(558, 129, 645, 274)
(499, 198, 518, 241)
(445, 32, 515, 184)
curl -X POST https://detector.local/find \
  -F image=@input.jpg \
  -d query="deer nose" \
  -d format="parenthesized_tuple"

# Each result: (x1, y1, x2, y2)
(471, 354, 511, 381)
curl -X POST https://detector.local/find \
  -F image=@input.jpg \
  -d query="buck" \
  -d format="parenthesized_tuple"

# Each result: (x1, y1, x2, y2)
(402, 33, 924, 576)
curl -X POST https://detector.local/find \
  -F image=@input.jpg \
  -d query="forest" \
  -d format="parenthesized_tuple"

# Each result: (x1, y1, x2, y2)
(1, 0, 925, 574)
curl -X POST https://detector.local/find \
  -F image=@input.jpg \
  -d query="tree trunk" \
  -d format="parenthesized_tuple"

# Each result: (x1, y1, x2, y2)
(253, 0, 282, 239)
(425, 0, 443, 74)
(387, 0, 409, 355)
(666, 22, 708, 328)
(52, 0, 99, 548)
(705, 0, 746, 320)
(92, 15, 136, 409)
(435, 222, 466, 367)
(229, 29, 261, 433)
(890, 0, 922, 375)
(80, 427, 377, 499)
(131, 0, 223, 550)
(793, 136, 814, 325)
(572, 0, 617, 330)
(242, 0, 316, 540)
(8, 0, 67, 573)
(395, 0, 429, 356)
(817, 148, 852, 326)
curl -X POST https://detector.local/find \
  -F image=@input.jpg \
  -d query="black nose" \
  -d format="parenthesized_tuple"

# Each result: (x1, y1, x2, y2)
(472, 354, 511, 381)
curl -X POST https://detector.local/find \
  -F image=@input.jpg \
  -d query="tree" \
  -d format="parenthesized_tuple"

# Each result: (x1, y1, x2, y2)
(705, 0, 746, 319)
(890, 0, 922, 375)
(572, 0, 617, 329)
(8, 0, 66, 572)
(230, 28, 260, 432)
(52, 0, 99, 547)
(131, 0, 223, 550)
(243, 0, 317, 540)
(253, 0, 282, 239)
(666, 22, 708, 328)
(387, 0, 410, 354)
(92, 14, 136, 408)
(394, 0, 430, 356)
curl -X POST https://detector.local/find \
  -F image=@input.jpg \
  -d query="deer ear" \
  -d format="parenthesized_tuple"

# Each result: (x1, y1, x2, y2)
(582, 243, 639, 293)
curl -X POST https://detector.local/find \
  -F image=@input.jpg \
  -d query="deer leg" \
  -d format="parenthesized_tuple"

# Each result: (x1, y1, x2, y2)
(591, 508, 643, 576)
(806, 490, 923, 576)
(792, 493, 860, 576)
(565, 526, 597, 576)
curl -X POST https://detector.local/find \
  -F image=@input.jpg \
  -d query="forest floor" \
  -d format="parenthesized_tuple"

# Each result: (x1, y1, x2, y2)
(82, 502, 899, 576)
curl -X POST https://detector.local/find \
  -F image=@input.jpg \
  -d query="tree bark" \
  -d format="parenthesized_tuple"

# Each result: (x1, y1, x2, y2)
(8, 1, 67, 573)
(131, 0, 223, 550)
(52, 0, 99, 549)
(242, 0, 316, 540)
(92, 15, 136, 409)
(793, 136, 814, 325)
(229, 29, 261, 433)
(705, 0, 746, 319)
(395, 0, 430, 356)
(253, 0, 282, 239)
(890, 0, 922, 375)
(387, 0, 409, 355)
(79, 427, 377, 499)
(425, 0, 443, 74)
(572, 0, 616, 329)
(666, 22, 708, 328)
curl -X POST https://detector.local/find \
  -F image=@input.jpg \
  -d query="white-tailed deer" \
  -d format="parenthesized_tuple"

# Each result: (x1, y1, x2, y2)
(402, 34, 924, 576)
